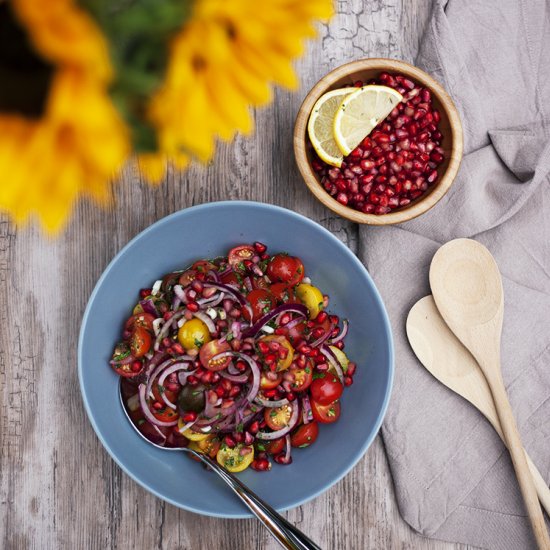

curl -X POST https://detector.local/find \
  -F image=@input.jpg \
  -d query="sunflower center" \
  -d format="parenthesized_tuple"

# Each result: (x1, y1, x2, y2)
(0, 4, 54, 118)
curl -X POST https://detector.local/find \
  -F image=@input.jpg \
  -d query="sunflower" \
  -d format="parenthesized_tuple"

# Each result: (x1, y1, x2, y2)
(0, 0, 129, 232)
(146, 0, 333, 180)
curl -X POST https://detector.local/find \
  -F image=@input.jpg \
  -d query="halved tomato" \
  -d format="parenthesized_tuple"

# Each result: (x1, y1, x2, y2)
(125, 312, 155, 333)
(290, 422, 319, 448)
(199, 339, 232, 371)
(265, 437, 285, 455)
(189, 435, 221, 458)
(152, 404, 179, 423)
(310, 372, 343, 405)
(178, 269, 197, 287)
(310, 399, 341, 423)
(289, 362, 313, 392)
(264, 403, 294, 431)
(260, 371, 283, 390)
(228, 245, 255, 271)
(130, 327, 152, 358)
(258, 335, 294, 371)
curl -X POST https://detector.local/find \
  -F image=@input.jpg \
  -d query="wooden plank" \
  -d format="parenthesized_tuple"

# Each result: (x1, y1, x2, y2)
(0, 1, 476, 549)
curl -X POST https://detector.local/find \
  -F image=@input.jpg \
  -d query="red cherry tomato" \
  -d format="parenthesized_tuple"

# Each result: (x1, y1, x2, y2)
(264, 403, 294, 431)
(290, 422, 319, 448)
(310, 399, 341, 423)
(111, 343, 144, 378)
(152, 383, 178, 405)
(310, 372, 343, 405)
(125, 312, 155, 333)
(199, 339, 232, 371)
(265, 437, 285, 455)
(260, 372, 283, 390)
(269, 283, 296, 304)
(228, 245, 255, 270)
(130, 327, 152, 358)
(289, 363, 313, 392)
(178, 269, 197, 287)
(152, 405, 179, 423)
(244, 289, 274, 322)
(267, 255, 304, 286)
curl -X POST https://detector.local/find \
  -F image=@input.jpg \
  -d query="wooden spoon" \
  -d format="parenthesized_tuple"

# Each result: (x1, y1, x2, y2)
(429, 238, 550, 549)
(406, 295, 550, 516)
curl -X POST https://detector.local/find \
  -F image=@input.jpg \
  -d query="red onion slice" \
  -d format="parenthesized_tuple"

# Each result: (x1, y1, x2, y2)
(177, 418, 197, 434)
(203, 282, 254, 319)
(256, 402, 299, 440)
(173, 284, 187, 303)
(310, 321, 335, 348)
(320, 345, 345, 384)
(329, 319, 349, 344)
(301, 395, 313, 424)
(177, 369, 197, 386)
(145, 358, 176, 399)
(220, 371, 249, 384)
(213, 352, 261, 403)
(140, 298, 159, 318)
(243, 304, 308, 338)
(154, 310, 186, 350)
(192, 311, 216, 334)
(110, 353, 135, 366)
(138, 384, 178, 427)
(254, 396, 289, 408)
(284, 434, 292, 462)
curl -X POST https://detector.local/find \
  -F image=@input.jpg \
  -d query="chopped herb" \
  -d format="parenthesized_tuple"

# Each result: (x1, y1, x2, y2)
(226, 332, 234, 342)
(318, 302, 324, 309)
(266, 320, 277, 329)
(113, 349, 131, 362)
(305, 367, 311, 374)
(192, 390, 202, 397)
(262, 305, 271, 314)
(236, 261, 246, 272)
(312, 373, 324, 380)
(270, 410, 278, 418)
(194, 338, 204, 348)
(298, 443, 310, 448)
(258, 259, 269, 271)
(256, 443, 266, 452)
(157, 384, 165, 394)
(236, 423, 244, 433)
(196, 265, 205, 272)
(327, 407, 336, 417)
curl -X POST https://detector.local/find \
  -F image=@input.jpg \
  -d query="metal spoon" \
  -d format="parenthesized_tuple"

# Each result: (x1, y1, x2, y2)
(119, 386, 321, 550)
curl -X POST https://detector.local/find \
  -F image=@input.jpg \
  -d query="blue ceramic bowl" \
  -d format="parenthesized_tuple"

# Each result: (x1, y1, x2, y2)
(78, 201, 393, 518)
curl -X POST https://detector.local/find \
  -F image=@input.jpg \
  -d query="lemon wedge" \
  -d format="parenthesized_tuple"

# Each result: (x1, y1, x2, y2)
(333, 85, 403, 156)
(307, 87, 357, 167)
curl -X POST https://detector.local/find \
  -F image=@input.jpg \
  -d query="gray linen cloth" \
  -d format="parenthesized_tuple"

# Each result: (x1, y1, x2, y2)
(360, 0, 550, 548)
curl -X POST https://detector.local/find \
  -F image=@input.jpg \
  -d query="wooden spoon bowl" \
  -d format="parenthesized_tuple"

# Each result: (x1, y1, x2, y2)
(293, 58, 463, 225)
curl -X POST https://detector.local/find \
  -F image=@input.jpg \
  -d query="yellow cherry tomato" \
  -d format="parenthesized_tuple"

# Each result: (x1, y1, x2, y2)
(188, 436, 221, 458)
(178, 318, 211, 350)
(178, 418, 210, 441)
(329, 345, 349, 373)
(259, 335, 294, 371)
(216, 444, 254, 473)
(295, 283, 324, 320)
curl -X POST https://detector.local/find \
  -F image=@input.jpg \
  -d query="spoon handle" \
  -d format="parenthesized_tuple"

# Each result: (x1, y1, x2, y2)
(189, 451, 322, 550)
(487, 375, 550, 549)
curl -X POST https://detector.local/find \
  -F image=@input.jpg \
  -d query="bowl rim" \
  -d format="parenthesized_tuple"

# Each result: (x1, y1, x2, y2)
(78, 200, 395, 517)
(294, 58, 464, 225)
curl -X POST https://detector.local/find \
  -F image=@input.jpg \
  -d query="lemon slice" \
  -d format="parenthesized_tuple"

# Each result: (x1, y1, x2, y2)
(307, 87, 357, 167)
(333, 85, 403, 156)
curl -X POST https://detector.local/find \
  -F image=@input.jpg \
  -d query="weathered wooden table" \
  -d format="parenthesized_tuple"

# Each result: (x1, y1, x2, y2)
(0, 1, 475, 548)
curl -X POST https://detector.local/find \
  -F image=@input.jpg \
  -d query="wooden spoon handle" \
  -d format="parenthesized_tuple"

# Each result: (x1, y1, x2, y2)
(489, 376, 550, 549)
(525, 452, 550, 519)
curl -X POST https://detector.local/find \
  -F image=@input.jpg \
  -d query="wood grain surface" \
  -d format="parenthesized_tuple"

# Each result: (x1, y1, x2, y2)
(0, 1, 476, 549)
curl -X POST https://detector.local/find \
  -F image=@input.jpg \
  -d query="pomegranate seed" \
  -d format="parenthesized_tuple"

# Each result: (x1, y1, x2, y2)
(251, 459, 271, 471)
(248, 421, 260, 434)
(427, 170, 438, 183)
(347, 362, 357, 376)
(274, 453, 292, 465)
(182, 411, 197, 423)
(187, 375, 199, 386)
(153, 401, 163, 410)
(274, 327, 287, 335)
(264, 389, 277, 398)
(253, 242, 267, 254)
(286, 392, 296, 401)
(258, 342, 270, 354)
(191, 280, 203, 293)
(316, 311, 328, 323)
(187, 302, 199, 312)
(316, 362, 328, 372)
(244, 432, 254, 445)
(171, 343, 184, 355)
(140, 289, 152, 298)
(131, 360, 142, 372)
(233, 432, 244, 443)
(215, 386, 225, 398)
(264, 353, 277, 365)
(344, 376, 353, 387)
(224, 435, 236, 448)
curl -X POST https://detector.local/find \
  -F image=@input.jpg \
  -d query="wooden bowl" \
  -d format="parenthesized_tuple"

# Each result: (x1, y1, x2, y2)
(293, 58, 463, 225)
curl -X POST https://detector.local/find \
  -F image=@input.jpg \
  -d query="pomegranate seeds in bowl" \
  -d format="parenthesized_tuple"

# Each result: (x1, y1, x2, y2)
(309, 72, 446, 216)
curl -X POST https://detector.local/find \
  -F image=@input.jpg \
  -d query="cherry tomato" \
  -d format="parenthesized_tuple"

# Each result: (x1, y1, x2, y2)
(269, 283, 296, 304)
(189, 435, 221, 458)
(220, 270, 240, 286)
(199, 339, 231, 371)
(192, 260, 217, 273)
(111, 343, 144, 378)
(178, 269, 197, 287)
(258, 335, 294, 371)
(295, 283, 324, 320)
(291, 422, 319, 448)
(265, 437, 285, 455)
(289, 362, 313, 392)
(310, 372, 343, 405)
(130, 327, 152, 358)
(244, 289, 274, 322)
(264, 403, 294, 431)
(125, 312, 155, 333)
(228, 245, 256, 271)
(267, 255, 304, 286)
(178, 318, 211, 349)
(310, 399, 341, 423)
(161, 272, 180, 293)
(260, 371, 283, 390)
